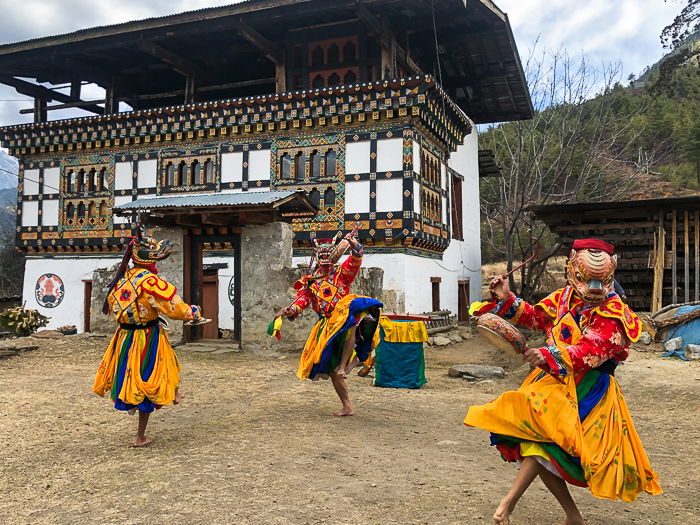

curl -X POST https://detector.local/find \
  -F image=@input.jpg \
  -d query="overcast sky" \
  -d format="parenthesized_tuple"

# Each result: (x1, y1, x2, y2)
(0, 0, 685, 128)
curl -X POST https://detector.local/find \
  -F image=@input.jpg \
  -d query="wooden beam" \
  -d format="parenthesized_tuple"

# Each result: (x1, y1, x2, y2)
(19, 98, 109, 114)
(201, 213, 233, 226)
(234, 22, 284, 64)
(131, 77, 276, 101)
(0, 75, 104, 114)
(139, 40, 200, 77)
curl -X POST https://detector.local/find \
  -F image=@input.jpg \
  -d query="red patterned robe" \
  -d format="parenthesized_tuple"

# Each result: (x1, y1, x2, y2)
(474, 286, 641, 376)
(289, 246, 363, 318)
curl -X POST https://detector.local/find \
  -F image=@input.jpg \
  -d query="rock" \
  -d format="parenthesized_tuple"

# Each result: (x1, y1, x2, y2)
(426, 337, 435, 347)
(31, 330, 65, 339)
(685, 344, 700, 360)
(448, 333, 463, 343)
(457, 326, 473, 339)
(0, 339, 40, 353)
(448, 364, 505, 380)
(638, 332, 652, 345)
(664, 336, 683, 352)
(433, 336, 451, 346)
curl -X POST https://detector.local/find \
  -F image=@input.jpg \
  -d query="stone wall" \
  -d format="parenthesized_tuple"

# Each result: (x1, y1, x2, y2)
(89, 227, 185, 343)
(240, 222, 385, 354)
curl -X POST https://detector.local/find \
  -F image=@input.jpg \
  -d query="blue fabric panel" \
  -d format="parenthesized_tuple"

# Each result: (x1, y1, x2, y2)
(374, 332, 426, 388)
(308, 297, 383, 379)
(577, 372, 610, 422)
(113, 326, 160, 413)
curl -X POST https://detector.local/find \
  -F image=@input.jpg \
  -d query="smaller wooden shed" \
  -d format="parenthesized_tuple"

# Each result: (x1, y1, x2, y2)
(531, 196, 700, 312)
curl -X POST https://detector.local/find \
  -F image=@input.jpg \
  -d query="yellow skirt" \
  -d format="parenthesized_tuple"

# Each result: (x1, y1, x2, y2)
(93, 324, 181, 412)
(465, 360, 662, 502)
(297, 294, 381, 380)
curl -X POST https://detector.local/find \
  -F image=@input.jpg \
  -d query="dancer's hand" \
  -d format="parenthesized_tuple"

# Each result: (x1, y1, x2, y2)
(282, 307, 296, 319)
(344, 231, 360, 251)
(522, 348, 546, 367)
(489, 275, 510, 300)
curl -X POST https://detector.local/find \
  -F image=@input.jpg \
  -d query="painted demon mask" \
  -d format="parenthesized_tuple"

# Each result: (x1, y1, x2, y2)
(131, 236, 173, 265)
(566, 239, 617, 304)
(313, 233, 343, 271)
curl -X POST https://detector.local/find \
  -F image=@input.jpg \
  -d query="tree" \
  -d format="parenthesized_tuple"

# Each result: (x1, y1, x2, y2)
(662, 0, 699, 51)
(480, 49, 647, 300)
(655, 1, 700, 94)
(0, 205, 24, 300)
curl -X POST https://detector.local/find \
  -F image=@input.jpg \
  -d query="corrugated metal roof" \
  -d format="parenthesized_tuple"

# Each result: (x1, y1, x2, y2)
(114, 190, 307, 212)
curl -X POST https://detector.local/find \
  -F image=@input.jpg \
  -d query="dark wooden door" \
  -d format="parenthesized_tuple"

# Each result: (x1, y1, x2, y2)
(83, 280, 92, 333)
(201, 272, 219, 339)
(432, 281, 440, 311)
(458, 280, 470, 323)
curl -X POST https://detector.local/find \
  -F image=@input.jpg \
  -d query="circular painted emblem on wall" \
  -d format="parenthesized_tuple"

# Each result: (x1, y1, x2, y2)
(35, 273, 65, 308)
(228, 276, 236, 306)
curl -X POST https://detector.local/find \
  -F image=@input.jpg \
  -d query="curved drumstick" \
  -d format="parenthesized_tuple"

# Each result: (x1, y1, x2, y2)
(490, 230, 542, 291)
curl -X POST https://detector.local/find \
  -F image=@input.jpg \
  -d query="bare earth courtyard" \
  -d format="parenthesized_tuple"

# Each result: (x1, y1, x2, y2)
(1, 334, 698, 525)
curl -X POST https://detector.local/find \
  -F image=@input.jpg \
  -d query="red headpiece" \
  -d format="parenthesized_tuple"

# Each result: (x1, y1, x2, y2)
(572, 239, 614, 255)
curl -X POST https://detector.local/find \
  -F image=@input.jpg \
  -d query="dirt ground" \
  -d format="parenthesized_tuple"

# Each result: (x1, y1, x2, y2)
(1, 333, 698, 525)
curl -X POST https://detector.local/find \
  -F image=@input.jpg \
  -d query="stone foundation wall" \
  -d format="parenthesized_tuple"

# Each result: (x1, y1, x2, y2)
(240, 222, 384, 354)
(89, 227, 185, 343)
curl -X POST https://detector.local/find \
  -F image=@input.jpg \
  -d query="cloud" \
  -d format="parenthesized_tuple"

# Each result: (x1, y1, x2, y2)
(497, 0, 681, 79)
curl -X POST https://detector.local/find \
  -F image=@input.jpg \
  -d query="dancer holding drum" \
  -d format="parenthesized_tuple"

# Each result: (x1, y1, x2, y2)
(465, 239, 661, 525)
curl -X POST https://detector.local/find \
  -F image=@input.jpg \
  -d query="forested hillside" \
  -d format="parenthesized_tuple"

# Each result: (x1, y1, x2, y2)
(479, 40, 700, 265)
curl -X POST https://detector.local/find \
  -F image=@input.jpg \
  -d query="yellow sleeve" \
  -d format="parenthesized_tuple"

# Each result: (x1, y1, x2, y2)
(152, 293, 195, 321)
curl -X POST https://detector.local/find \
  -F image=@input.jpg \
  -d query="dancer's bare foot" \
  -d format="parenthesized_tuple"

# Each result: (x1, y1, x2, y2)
(331, 407, 354, 417)
(173, 391, 185, 405)
(133, 436, 154, 447)
(493, 500, 513, 525)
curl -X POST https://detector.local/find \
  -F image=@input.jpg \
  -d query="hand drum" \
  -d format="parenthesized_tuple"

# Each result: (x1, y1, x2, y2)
(476, 313, 528, 356)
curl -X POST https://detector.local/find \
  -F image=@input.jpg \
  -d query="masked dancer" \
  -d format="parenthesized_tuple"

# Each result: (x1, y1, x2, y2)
(93, 234, 203, 447)
(466, 239, 661, 525)
(282, 230, 381, 416)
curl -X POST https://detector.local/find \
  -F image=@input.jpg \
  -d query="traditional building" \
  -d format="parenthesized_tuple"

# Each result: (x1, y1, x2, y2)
(0, 0, 531, 337)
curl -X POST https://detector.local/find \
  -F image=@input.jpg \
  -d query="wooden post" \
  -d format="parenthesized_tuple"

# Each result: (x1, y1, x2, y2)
(672, 209, 677, 304)
(696, 211, 699, 301)
(185, 73, 197, 105)
(685, 210, 690, 302)
(652, 213, 666, 312)
(33, 97, 47, 123)
(104, 83, 117, 114)
(275, 59, 286, 93)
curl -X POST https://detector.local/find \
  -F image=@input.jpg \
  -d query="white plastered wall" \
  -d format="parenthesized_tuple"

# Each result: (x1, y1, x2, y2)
(23, 257, 121, 332)
(289, 125, 481, 314)
(448, 123, 481, 304)
(202, 255, 236, 330)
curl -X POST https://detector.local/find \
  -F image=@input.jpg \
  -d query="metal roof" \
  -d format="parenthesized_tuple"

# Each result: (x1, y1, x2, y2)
(114, 190, 314, 213)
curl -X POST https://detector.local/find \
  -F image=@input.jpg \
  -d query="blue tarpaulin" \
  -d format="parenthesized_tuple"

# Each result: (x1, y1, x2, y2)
(662, 305, 700, 360)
